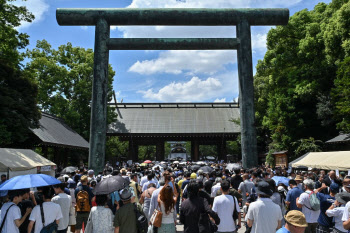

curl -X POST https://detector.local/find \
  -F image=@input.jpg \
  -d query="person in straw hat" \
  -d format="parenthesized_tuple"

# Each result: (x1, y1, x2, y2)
(276, 210, 308, 233)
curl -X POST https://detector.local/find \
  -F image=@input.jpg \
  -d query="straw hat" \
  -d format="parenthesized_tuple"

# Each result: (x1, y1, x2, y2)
(285, 210, 308, 228)
(295, 175, 303, 181)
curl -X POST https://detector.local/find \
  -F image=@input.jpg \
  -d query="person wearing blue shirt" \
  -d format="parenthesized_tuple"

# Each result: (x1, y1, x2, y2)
(314, 182, 339, 232)
(286, 179, 303, 211)
(276, 210, 308, 233)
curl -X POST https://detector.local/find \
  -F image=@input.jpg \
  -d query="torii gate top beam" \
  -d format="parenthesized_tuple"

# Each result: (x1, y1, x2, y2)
(56, 8, 289, 26)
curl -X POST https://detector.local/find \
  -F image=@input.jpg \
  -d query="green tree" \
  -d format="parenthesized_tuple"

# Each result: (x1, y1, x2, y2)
(332, 57, 350, 132)
(0, 0, 40, 146)
(24, 40, 117, 141)
(291, 137, 323, 160)
(0, 63, 41, 146)
(0, 0, 34, 67)
(254, 0, 350, 154)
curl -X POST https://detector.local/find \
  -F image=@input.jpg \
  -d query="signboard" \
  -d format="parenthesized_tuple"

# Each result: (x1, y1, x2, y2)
(40, 166, 52, 172)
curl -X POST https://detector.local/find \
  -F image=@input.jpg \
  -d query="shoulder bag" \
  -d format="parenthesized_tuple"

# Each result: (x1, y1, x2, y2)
(232, 196, 239, 222)
(0, 204, 15, 232)
(39, 203, 58, 233)
(150, 202, 162, 228)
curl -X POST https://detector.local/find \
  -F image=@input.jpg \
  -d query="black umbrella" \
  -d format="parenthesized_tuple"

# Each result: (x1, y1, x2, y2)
(60, 166, 78, 174)
(199, 166, 214, 174)
(191, 165, 201, 171)
(93, 175, 130, 195)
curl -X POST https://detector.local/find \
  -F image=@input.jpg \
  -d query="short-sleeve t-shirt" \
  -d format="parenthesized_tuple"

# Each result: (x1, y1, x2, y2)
(316, 192, 335, 227)
(0, 202, 21, 233)
(29, 202, 63, 233)
(276, 226, 291, 233)
(342, 201, 350, 222)
(246, 198, 283, 233)
(297, 191, 320, 223)
(18, 200, 35, 233)
(286, 187, 303, 211)
(114, 203, 138, 233)
(212, 194, 240, 232)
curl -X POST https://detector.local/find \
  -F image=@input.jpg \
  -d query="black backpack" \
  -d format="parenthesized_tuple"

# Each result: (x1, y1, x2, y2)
(133, 203, 148, 233)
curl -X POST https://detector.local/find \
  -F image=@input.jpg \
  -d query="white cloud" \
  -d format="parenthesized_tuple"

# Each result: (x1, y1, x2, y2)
(214, 98, 226, 102)
(13, 0, 49, 29)
(140, 76, 223, 102)
(252, 33, 267, 51)
(128, 50, 236, 75)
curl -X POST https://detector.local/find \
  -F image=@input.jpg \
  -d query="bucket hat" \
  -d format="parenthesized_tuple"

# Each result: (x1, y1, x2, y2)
(335, 193, 350, 205)
(295, 175, 303, 181)
(256, 181, 273, 197)
(119, 188, 132, 201)
(285, 210, 308, 228)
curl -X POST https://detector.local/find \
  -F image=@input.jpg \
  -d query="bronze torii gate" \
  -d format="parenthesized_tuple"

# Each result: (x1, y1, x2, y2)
(56, 8, 289, 172)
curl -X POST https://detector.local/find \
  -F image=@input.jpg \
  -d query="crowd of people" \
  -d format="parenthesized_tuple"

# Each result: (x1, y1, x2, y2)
(1, 162, 350, 233)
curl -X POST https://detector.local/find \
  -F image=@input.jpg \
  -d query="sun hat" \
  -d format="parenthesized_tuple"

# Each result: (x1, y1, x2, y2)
(256, 181, 273, 197)
(119, 188, 132, 201)
(88, 170, 94, 175)
(295, 175, 303, 181)
(80, 175, 88, 182)
(335, 193, 350, 205)
(190, 173, 197, 179)
(285, 210, 308, 228)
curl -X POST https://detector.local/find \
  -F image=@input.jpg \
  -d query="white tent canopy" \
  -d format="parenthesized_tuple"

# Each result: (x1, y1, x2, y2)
(0, 148, 56, 177)
(291, 151, 350, 170)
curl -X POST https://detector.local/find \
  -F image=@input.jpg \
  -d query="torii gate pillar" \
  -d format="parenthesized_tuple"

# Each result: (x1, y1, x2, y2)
(56, 8, 289, 171)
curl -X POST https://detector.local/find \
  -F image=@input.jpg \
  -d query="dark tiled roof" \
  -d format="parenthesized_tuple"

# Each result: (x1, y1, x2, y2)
(107, 103, 240, 135)
(326, 133, 350, 144)
(31, 113, 89, 149)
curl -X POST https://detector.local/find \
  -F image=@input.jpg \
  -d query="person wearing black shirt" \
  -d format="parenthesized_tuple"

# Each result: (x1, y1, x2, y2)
(180, 181, 220, 233)
(17, 189, 34, 233)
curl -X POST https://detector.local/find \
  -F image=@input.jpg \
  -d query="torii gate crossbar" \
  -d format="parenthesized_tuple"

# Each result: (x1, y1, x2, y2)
(56, 8, 289, 171)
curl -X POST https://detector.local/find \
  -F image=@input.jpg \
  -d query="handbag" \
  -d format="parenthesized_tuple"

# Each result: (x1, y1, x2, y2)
(68, 206, 76, 225)
(150, 203, 163, 228)
(85, 212, 93, 233)
(39, 203, 58, 233)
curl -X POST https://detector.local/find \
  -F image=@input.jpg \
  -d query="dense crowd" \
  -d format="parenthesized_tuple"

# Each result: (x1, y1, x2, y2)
(1, 162, 350, 233)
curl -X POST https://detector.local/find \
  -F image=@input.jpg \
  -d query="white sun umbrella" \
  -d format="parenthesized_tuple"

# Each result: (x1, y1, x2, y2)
(173, 161, 180, 164)
(152, 165, 164, 173)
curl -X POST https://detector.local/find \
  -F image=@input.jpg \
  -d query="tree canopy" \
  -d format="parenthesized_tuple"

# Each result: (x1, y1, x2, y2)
(24, 40, 117, 141)
(0, 0, 40, 147)
(254, 0, 350, 155)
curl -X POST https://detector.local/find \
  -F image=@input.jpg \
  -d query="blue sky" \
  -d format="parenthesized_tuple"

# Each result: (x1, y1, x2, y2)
(16, 0, 332, 103)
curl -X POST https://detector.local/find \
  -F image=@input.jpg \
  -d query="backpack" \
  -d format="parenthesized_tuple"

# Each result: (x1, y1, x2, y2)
(133, 203, 148, 233)
(76, 188, 91, 212)
(308, 192, 320, 211)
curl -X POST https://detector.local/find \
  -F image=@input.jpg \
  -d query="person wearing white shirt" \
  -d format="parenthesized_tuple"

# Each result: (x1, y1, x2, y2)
(327, 193, 350, 233)
(211, 178, 222, 198)
(296, 179, 320, 233)
(212, 180, 241, 232)
(28, 186, 63, 233)
(246, 181, 282, 233)
(0, 189, 32, 233)
(142, 174, 157, 192)
(52, 183, 72, 233)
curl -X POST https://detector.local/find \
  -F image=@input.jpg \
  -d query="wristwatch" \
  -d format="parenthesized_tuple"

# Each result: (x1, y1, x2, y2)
(332, 203, 337, 207)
